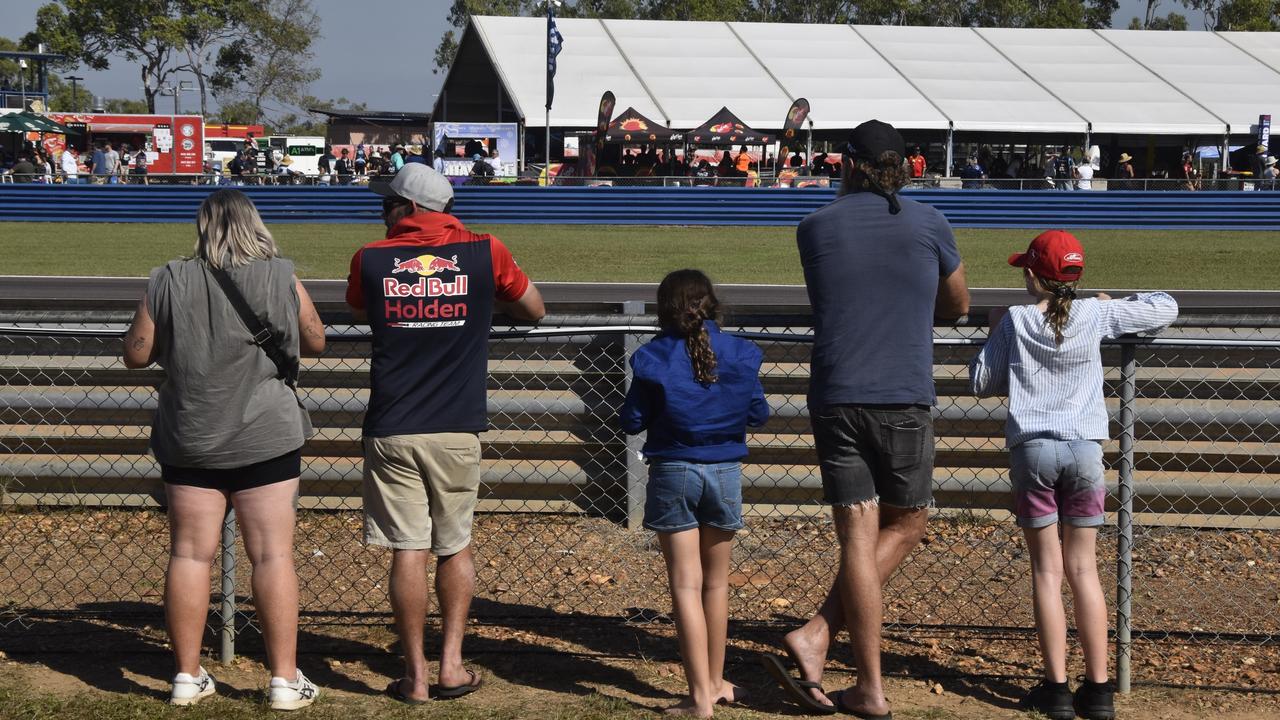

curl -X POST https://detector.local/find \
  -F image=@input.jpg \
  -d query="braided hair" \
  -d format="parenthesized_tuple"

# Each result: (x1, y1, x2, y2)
(656, 269, 721, 386)
(1037, 275, 1078, 346)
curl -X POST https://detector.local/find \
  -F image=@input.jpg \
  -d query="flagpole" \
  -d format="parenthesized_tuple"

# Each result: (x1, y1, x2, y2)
(545, 1, 553, 170)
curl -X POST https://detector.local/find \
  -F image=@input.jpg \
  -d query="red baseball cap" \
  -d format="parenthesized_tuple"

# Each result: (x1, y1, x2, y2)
(1008, 230, 1085, 282)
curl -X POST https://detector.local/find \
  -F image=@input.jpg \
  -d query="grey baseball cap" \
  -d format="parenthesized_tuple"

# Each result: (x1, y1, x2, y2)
(370, 163, 453, 212)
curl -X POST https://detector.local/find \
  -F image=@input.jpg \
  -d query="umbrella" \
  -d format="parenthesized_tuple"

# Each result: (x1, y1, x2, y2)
(0, 111, 77, 134)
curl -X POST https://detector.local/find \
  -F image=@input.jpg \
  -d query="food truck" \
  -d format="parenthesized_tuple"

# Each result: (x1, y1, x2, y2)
(32, 113, 205, 175)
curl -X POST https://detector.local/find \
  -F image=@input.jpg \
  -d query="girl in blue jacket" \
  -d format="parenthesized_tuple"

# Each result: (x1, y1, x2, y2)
(621, 269, 770, 718)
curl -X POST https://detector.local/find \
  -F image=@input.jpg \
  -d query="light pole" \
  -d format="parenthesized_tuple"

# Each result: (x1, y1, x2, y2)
(66, 75, 83, 112)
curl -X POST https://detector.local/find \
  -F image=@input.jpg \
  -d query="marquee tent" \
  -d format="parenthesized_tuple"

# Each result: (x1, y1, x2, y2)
(436, 16, 1280, 139)
(685, 107, 774, 145)
(603, 107, 678, 143)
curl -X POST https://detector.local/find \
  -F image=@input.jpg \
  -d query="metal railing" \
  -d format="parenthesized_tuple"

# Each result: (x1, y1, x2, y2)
(5, 171, 1277, 192)
(1, 311, 1278, 692)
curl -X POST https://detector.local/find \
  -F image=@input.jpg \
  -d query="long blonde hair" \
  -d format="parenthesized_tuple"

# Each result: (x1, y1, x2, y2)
(194, 189, 280, 269)
(1033, 273, 1078, 346)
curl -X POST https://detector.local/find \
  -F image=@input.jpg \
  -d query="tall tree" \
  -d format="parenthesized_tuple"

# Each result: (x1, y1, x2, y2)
(168, 0, 261, 118)
(435, 0, 533, 74)
(1185, 0, 1279, 29)
(27, 0, 183, 113)
(211, 0, 322, 123)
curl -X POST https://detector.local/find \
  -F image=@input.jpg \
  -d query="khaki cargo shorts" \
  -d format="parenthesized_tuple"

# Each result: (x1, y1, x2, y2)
(362, 432, 481, 555)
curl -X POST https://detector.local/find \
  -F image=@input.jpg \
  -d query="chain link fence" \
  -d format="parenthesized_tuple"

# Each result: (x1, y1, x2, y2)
(1, 308, 1278, 689)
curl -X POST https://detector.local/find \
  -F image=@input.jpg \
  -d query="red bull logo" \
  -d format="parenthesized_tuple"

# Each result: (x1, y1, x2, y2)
(392, 254, 461, 277)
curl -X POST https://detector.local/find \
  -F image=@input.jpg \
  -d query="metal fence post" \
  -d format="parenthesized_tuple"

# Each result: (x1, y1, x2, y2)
(622, 300, 647, 530)
(219, 508, 237, 664)
(1115, 343, 1137, 693)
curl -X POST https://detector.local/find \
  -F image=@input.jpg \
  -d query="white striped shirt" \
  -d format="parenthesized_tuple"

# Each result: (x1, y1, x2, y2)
(969, 293, 1179, 448)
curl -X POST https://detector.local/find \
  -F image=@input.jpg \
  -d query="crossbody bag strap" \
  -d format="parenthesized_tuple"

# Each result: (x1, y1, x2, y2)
(206, 264, 299, 390)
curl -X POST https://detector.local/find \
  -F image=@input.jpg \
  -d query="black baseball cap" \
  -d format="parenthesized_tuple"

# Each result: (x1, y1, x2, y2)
(844, 120, 905, 161)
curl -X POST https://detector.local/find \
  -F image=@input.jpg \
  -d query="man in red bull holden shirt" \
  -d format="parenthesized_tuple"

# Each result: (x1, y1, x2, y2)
(346, 164, 545, 703)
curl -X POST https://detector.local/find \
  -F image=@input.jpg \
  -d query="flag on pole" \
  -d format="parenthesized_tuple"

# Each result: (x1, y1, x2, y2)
(546, 6, 564, 111)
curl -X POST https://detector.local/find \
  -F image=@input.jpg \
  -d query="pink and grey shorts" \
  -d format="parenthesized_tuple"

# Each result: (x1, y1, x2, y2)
(1009, 438, 1107, 529)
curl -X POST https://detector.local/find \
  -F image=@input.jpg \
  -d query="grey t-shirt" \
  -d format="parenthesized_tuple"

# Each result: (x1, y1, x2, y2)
(798, 192, 962, 409)
(146, 257, 311, 468)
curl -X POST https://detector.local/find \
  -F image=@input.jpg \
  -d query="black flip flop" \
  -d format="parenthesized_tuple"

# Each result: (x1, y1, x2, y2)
(828, 690, 893, 720)
(431, 669, 482, 700)
(716, 684, 750, 706)
(384, 679, 427, 706)
(760, 654, 837, 715)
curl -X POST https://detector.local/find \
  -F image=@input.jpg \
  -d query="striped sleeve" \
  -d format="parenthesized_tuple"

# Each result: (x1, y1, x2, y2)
(969, 312, 1012, 397)
(1097, 292, 1179, 338)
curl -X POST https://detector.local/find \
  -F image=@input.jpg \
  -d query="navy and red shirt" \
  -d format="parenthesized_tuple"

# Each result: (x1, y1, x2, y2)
(346, 212, 530, 437)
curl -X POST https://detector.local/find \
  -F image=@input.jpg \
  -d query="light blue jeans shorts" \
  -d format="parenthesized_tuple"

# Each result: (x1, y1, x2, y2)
(1010, 439, 1107, 529)
(643, 460, 744, 533)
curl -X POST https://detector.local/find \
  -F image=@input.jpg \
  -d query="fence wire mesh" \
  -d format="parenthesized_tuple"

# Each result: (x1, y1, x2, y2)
(1, 311, 1278, 688)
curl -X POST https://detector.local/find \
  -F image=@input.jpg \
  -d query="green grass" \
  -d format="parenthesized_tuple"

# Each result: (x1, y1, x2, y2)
(2, 222, 1276, 289)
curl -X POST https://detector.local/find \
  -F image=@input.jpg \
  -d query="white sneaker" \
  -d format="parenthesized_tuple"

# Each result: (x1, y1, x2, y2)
(169, 668, 216, 706)
(269, 670, 319, 711)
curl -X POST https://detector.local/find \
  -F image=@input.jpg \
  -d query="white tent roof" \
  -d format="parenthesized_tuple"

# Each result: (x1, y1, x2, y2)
(598, 19, 790, 128)
(458, 16, 1279, 136)
(851, 25, 1085, 134)
(726, 22, 949, 130)
(1097, 29, 1280, 133)
(975, 27, 1225, 135)
(1218, 31, 1280, 76)
(470, 15, 661, 127)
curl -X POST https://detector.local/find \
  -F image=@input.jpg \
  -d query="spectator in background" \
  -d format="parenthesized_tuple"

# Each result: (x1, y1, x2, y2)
(36, 151, 53, 183)
(908, 146, 926, 179)
(103, 142, 122, 185)
(1262, 156, 1277, 189)
(391, 145, 406, 173)
(1249, 144, 1267, 182)
(355, 143, 368, 176)
(243, 137, 259, 182)
(336, 149, 353, 185)
(463, 137, 484, 159)
(487, 149, 503, 176)
(60, 147, 80, 184)
(229, 150, 246, 185)
(318, 145, 335, 186)
(469, 153, 494, 183)
(1115, 153, 1136, 190)
(1006, 154, 1024, 179)
(1050, 147, 1075, 191)
(960, 155, 986, 189)
(405, 146, 428, 166)
(89, 143, 106, 184)
(735, 145, 752, 173)
(433, 147, 446, 174)
(10, 152, 35, 182)
(132, 145, 150, 185)
(1075, 155, 1095, 191)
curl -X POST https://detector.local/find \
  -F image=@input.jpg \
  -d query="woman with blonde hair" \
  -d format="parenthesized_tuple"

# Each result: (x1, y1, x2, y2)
(124, 189, 326, 710)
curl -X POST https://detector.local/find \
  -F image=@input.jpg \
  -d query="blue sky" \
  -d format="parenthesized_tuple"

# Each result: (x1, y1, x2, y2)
(6, 0, 1207, 113)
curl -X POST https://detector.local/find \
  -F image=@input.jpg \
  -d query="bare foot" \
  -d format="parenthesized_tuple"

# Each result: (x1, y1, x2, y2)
(663, 697, 713, 718)
(833, 687, 891, 718)
(783, 626, 834, 708)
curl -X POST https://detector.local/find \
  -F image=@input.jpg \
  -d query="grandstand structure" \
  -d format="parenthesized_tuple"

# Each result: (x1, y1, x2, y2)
(434, 17, 1280, 166)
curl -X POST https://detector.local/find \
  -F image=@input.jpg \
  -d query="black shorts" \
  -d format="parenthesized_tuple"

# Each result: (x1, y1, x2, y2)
(162, 447, 303, 492)
(811, 404, 934, 509)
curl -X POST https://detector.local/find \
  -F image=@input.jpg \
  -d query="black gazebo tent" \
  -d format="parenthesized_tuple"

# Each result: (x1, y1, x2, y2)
(685, 107, 774, 145)
(603, 107, 679, 143)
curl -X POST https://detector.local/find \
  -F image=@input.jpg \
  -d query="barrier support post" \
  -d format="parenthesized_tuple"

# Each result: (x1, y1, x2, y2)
(622, 300, 647, 529)
(219, 508, 237, 664)
(1116, 343, 1137, 693)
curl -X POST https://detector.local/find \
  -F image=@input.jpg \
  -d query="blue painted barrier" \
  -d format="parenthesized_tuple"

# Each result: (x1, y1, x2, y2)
(1, 184, 1278, 229)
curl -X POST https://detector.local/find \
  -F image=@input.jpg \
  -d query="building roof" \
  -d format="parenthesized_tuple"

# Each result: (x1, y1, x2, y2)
(308, 108, 431, 123)
(443, 17, 1280, 136)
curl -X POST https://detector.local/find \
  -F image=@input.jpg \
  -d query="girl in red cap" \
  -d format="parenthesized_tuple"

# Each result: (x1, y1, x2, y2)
(969, 230, 1178, 720)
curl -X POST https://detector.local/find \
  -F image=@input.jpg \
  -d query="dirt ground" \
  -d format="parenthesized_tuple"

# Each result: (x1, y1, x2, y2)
(2, 617, 1278, 719)
(3, 508, 1278, 690)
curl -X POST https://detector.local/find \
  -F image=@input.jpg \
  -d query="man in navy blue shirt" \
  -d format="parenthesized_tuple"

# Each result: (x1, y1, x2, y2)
(769, 120, 969, 718)
(346, 164, 544, 703)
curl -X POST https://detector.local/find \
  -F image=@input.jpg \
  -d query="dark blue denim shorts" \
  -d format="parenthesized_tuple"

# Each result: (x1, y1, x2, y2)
(643, 460, 744, 533)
